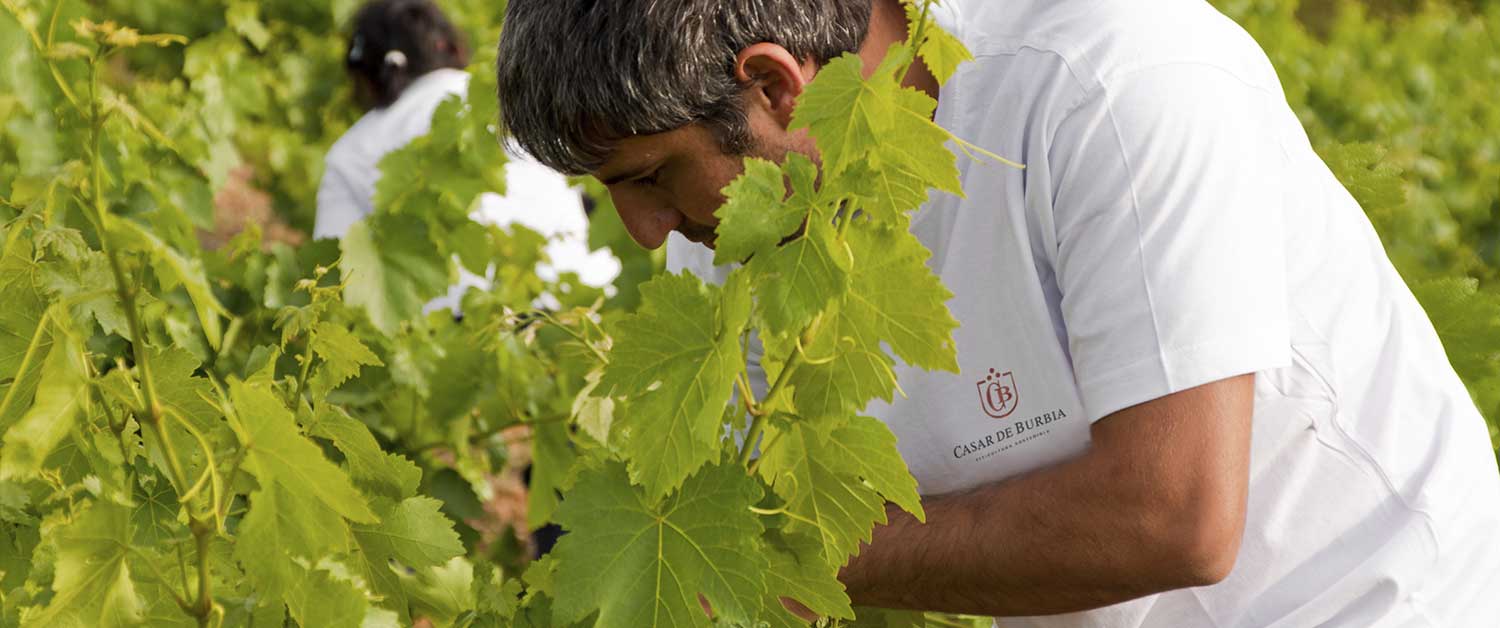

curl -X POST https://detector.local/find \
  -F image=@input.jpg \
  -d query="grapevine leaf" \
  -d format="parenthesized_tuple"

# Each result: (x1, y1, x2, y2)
(226, 1, 271, 51)
(282, 558, 400, 628)
(878, 86, 963, 202)
(26, 502, 145, 628)
(905, 0, 973, 84)
(826, 416, 925, 521)
(235, 481, 351, 596)
(0, 318, 85, 479)
(755, 421, 886, 567)
(837, 88, 964, 224)
(311, 321, 384, 388)
(774, 222, 958, 422)
(230, 380, 377, 522)
(341, 215, 451, 336)
(305, 404, 421, 501)
(106, 216, 228, 350)
(794, 51, 961, 223)
(551, 462, 768, 628)
(353, 497, 463, 570)
(599, 272, 750, 499)
(791, 53, 893, 177)
(467, 563, 523, 626)
(528, 418, 576, 530)
(572, 367, 616, 446)
(759, 529, 855, 625)
(713, 155, 817, 265)
(1411, 278, 1500, 382)
(0, 245, 50, 431)
(149, 347, 220, 429)
(846, 222, 958, 372)
(349, 496, 464, 623)
(37, 248, 130, 339)
(1320, 142, 1406, 216)
(129, 475, 181, 547)
(848, 608, 927, 627)
(779, 300, 898, 424)
(398, 556, 477, 626)
(753, 219, 851, 334)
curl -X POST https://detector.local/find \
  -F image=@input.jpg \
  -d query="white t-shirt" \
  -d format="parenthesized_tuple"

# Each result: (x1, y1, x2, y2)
(315, 67, 621, 308)
(669, 0, 1500, 625)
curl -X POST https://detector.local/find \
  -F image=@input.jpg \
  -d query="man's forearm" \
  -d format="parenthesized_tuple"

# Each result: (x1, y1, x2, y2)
(841, 456, 1175, 616)
(839, 377, 1253, 617)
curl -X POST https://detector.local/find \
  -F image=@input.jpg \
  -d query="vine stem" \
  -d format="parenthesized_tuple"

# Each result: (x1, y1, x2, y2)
(737, 307, 829, 468)
(896, 0, 936, 81)
(746, 429, 784, 476)
(293, 328, 316, 403)
(0, 309, 53, 420)
(83, 47, 215, 626)
(412, 412, 569, 453)
(737, 347, 803, 468)
(191, 519, 213, 626)
(214, 446, 248, 527)
(166, 407, 221, 506)
(534, 310, 609, 364)
(734, 373, 763, 418)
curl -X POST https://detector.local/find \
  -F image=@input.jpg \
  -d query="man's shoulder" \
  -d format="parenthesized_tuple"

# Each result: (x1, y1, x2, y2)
(957, 0, 1278, 95)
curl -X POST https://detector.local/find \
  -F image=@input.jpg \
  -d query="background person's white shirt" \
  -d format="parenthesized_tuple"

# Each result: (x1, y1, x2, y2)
(316, 67, 621, 310)
(670, 0, 1500, 625)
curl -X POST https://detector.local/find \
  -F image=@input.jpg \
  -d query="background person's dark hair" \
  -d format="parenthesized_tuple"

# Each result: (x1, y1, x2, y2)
(346, 0, 470, 109)
(496, 0, 874, 176)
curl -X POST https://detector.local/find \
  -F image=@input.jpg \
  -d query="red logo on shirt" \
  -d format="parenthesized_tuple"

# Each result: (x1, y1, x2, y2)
(977, 368, 1018, 419)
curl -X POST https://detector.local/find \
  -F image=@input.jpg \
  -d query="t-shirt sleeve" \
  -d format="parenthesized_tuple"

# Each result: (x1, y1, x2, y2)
(1046, 63, 1292, 422)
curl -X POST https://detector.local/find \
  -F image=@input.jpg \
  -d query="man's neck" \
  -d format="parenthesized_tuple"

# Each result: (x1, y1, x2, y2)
(859, 0, 942, 102)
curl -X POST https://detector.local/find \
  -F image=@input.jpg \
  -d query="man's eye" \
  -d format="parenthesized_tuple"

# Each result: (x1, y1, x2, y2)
(634, 170, 660, 187)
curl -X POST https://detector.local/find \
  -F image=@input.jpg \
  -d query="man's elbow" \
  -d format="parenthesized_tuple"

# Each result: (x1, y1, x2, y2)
(1148, 493, 1246, 589)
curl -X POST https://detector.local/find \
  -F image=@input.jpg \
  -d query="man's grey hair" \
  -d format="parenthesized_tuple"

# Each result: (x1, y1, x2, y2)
(496, 0, 874, 175)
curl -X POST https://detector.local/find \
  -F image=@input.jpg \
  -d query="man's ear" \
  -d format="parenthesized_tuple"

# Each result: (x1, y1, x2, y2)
(735, 43, 816, 129)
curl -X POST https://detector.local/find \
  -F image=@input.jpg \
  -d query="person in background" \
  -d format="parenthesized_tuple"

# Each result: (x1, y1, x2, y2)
(316, 0, 620, 309)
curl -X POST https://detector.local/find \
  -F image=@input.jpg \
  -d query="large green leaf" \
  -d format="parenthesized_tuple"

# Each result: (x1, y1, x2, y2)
(340, 215, 450, 336)
(752, 219, 851, 334)
(0, 316, 85, 479)
(350, 496, 465, 623)
(25, 502, 144, 628)
(756, 420, 886, 568)
(106, 216, 229, 350)
(599, 272, 750, 499)
(235, 481, 351, 596)
(712, 155, 819, 265)
(551, 462, 768, 628)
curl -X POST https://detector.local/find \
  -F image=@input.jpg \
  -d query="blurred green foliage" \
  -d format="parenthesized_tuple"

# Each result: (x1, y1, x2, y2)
(63, 0, 509, 235)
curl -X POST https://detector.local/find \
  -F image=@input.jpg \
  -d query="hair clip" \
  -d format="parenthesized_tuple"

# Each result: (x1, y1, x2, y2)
(384, 49, 408, 69)
(348, 34, 366, 63)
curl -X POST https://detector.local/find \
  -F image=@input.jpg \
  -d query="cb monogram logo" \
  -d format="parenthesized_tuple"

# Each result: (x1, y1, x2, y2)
(977, 368, 1018, 419)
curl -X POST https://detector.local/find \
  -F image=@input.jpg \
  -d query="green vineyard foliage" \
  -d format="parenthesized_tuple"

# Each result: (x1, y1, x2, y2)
(0, 0, 984, 624)
(0, 0, 1495, 627)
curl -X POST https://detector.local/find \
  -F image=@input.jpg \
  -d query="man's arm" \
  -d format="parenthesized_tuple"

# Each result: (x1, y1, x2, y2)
(838, 374, 1255, 617)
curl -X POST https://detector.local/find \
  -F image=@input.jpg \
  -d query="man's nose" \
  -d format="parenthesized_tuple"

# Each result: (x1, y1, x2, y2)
(609, 189, 681, 250)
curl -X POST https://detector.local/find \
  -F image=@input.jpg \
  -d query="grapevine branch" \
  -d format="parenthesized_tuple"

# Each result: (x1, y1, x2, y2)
(81, 46, 218, 627)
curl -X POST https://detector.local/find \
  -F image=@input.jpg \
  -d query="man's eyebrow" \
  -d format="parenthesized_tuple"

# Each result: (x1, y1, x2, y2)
(598, 161, 660, 186)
